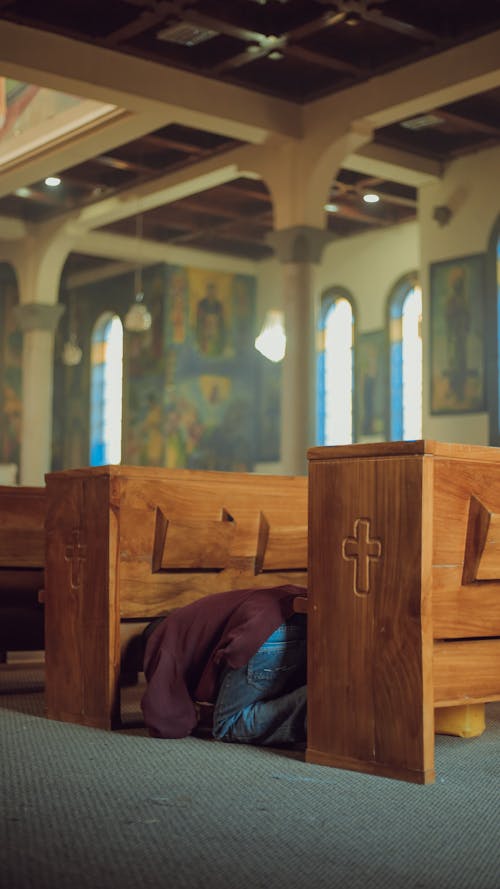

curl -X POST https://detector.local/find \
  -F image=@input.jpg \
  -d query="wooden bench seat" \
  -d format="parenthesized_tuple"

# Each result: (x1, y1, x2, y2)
(44, 465, 308, 729)
(306, 440, 500, 784)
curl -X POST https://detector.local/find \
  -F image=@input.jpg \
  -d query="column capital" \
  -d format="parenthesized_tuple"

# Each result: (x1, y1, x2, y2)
(267, 225, 335, 264)
(13, 302, 65, 333)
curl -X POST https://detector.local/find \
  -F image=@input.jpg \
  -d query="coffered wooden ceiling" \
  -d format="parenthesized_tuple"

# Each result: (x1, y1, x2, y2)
(1, 0, 500, 266)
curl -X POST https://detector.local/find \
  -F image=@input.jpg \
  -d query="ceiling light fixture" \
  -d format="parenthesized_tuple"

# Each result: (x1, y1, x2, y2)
(62, 333, 83, 367)
(401, 114, 443, 131)
(324, 203, 339, 213)
(363, 193, 380, 204)
(45, 176, 61, 187)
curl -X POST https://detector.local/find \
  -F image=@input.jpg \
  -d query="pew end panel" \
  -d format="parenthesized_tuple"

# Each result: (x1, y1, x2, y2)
(307, 440, 500, 785)
(44, 465, 308, 730)
(0, 486, 45, 657)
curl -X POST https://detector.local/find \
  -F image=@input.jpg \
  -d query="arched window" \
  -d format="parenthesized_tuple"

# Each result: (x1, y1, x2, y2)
(90, 313, 123, 465)
(389, 275, 422, 441)
(317, 290, 355, 445)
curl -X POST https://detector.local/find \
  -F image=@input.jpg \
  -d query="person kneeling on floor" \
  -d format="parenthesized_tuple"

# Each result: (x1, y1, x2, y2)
(140, 583, 307, 748)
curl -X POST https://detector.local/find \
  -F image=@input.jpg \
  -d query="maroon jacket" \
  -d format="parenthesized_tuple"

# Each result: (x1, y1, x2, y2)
(141, 583, 307, 739)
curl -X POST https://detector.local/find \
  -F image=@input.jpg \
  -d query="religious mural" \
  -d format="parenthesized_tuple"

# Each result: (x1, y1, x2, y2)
(430, 254, 486, 414)
(0, 78, 117, 167)
(55, 262, 265, 473)
(126, 265, 258, 471)
(0, 266, 22, 467)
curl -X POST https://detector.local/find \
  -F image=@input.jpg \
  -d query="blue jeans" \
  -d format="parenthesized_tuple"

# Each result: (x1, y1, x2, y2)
(212, 613, 307, 747)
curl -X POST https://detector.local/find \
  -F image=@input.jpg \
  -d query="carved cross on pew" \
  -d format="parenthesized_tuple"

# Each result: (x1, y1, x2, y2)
(342, 518, 382, 596)
(64, 529, 87, 590)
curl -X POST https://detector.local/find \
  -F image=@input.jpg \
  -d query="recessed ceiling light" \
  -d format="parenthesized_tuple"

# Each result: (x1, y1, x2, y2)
(401, 114, 442, 131)
(363, 193, 380, 204)
(324, 203, 339, 213)
(156, 23, 217, 46)
(45, 176, 61, 187)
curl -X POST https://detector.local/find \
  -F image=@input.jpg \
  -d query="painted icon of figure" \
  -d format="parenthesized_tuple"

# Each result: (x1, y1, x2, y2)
(445, 266, 470, 402)
(195, 282, 226, 357)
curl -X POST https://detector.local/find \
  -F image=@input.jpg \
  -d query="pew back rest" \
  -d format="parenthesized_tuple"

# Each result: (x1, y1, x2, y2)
(0, 486, 45, 569)
(45, 465, 308, 618)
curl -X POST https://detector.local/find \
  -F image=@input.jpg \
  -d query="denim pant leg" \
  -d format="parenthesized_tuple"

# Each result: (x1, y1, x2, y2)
(212, 614, 307, 747)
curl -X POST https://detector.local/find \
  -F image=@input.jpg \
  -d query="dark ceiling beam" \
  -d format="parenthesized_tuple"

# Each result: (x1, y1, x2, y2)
(210, 47, 270, 75)
(286, 44, 363, 76)
(170, 222, 270, 249)
(94, 154, 154, 175)
(219, 183, 271, 203)
(149, 203, 272, 236)
(283, 9, 347, 41)
(139, 133, 210, 155)
(316, 1, 437, 43)
(330, 201, 390, 226)
(436, 109, 500, 137)
(331, 176, 417, 209)
(446, 135, 500, 160)
(197, 6, 365, 76)
(173, 6, 265, 45)
(102, 2, 175, 45)
(373, 191, 417, 209)
(174, 196, 271, 219)
(361, 9, 437, 42)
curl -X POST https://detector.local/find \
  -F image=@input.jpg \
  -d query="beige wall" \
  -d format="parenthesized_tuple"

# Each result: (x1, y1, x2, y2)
(316, 220, 419, 331)
(256, 144, 500, 452)
(420, 144, 500, 445)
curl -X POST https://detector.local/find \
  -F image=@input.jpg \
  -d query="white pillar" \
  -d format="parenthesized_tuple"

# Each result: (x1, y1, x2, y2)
(268, 226, 334, 476)
(13, 303, 65, 485)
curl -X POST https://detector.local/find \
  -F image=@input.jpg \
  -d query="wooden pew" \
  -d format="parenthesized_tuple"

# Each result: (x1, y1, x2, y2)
(43, 465, 308, 729)
(0, 486, 45, 657)
(306, 440, 500, 784)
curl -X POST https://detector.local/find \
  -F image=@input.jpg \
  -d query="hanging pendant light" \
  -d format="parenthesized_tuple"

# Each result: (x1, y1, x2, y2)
(124, 214, 152, 333)
(62, 332, 83, 366)
(62, 292, 83, 366)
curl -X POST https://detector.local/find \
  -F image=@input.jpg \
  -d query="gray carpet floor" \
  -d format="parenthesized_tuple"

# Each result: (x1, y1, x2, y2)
(1, 660, 499, 889)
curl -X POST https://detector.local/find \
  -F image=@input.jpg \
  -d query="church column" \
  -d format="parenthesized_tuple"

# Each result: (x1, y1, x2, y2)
(13, 303, 65, 485)
(268, 226, 334, 475)
(251, 124, 372, 476)
(9, 222, 74, 485)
